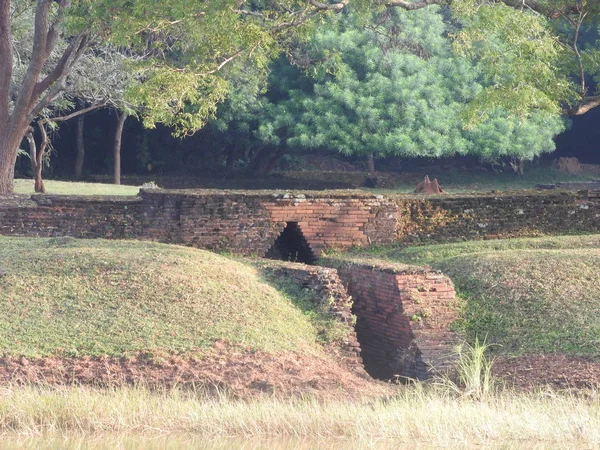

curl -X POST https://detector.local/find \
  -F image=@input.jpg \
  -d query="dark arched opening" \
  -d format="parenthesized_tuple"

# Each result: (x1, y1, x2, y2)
(265, 222, 316, 264)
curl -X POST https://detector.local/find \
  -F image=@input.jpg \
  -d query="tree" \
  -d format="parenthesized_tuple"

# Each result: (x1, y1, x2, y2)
(393, 0, 600, 121)
(0, 0, 345, 194)
(1, 0, 594, 194)
(250, 7, 565, 168)
(11, 17, 137, 191)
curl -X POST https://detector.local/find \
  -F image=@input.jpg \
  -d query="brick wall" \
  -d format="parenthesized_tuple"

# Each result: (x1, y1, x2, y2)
(324, 258, 459, 381)
(0, 190, 398, 256)
(396, 191, 600, 244)
(1, 189, 599, 255)
(257, 261, 364, 372)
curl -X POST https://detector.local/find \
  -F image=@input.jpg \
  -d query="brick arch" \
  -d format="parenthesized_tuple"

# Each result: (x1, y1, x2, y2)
(265, 222, 316, 264)
(262, 198, 376, 257)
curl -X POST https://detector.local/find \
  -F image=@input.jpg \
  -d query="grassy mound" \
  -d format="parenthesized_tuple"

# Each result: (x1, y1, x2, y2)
(0, 237, 338, 358)
(343, 235, 600, 356)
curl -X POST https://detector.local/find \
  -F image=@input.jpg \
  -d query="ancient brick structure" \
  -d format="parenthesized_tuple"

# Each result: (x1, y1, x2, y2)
(0, 189, 398, 256)
(2, 189, 598, 254)
(324, 258, 459, 380)
(397, 190, 600, 244)
(3, 188, 598, 381)
(259, 261, 364, 372)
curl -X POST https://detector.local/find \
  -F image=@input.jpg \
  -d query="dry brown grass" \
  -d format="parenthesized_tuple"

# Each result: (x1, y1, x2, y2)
(0, 384, 599, 447)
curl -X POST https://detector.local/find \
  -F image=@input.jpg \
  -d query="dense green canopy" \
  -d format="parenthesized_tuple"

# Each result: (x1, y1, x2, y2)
(217, 7, 566, 167)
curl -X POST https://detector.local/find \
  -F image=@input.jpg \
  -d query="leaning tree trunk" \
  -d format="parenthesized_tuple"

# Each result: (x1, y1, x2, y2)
(113, 111, 128, 185)
(74, 112, 85, 179)
(28, 123, 50, 193)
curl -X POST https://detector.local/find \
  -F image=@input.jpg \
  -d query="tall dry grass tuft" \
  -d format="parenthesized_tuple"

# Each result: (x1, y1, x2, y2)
(434, 338, 496, 399)
(0, 384, 599, 447)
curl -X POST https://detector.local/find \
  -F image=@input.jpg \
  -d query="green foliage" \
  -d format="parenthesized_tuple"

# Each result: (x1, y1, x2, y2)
(9, 0, 327, 137)
(451, 0, 600, 121)
(468, 110, 566, 163)
(221, 6, 566, 164)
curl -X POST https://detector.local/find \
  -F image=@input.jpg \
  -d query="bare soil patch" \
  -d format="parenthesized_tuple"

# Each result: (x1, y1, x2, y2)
(0, 348, 389, 399)
(494, 354, 600, 391)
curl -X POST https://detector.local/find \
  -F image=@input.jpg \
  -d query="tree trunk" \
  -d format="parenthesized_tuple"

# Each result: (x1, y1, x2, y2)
(518, 159, 525, 176)
(225, 143, 238, 169)
(113, 111, 128, 185)
(246, 145, 269, 174)
(509, 157, 525, 176)
(33, 163, 45, 193)
(0, 147, 16, 194)
(0, 126, 28, 195)
(28, 123, 50, 193)
(367, 153, 375, 172)
(26, 131, 45, 194)
(74, 112, 85, 179)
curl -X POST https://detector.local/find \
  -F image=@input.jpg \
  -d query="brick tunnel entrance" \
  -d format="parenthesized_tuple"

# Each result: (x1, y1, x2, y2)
(333, 263, 460, 382)
(265, 222, 316, 264)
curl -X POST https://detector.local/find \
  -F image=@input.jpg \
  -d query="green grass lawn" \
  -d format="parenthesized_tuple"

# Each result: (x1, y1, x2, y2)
(13, 166, 597, 196)
(336, 235, 600, 356)
(13, 179, 140, 196)
(0, 237, 339, 357)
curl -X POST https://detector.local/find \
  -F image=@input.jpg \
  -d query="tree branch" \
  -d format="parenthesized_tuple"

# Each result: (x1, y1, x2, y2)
(307, 0, 350, 11)
(39, 102, 108, 125)
(33, 33, 87, 100)
(25, 128, 37, 168)
(44, 0, 71, 60)
(384, 0, 441, 10)
(12, 0, 53, 124)
(564, 96, 600, 116)
(28, 34, 89, 122)
(206, 49, 247, 74)
(385, 0, 582, 17)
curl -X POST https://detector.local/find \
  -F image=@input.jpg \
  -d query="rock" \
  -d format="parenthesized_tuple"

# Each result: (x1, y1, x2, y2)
(557, 157, 582, 174)
(414, 175, 445, 194)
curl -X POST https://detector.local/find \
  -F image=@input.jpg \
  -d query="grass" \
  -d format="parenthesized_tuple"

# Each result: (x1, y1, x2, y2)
(13, 179, 140, 196)
(358, 234, 600, 265)
(341, 235, 600, 356)
(369, 166, 597, 194)
(435, 338, 496, 400)
(0, 384, 599, 447)
(12, 166, 597, 196)
(0, 236, 341, 357)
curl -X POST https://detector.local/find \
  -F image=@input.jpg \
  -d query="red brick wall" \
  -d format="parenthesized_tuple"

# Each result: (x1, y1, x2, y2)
(396, 191, 600, 244)
(2, 189, 600, 257)
(0, 190, 399, 256)
(329, 260, 459, 380)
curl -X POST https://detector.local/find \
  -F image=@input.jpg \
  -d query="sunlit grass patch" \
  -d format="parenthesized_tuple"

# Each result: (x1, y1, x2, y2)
(0, 236, 336, 357)
(13, 179, 140, 196)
